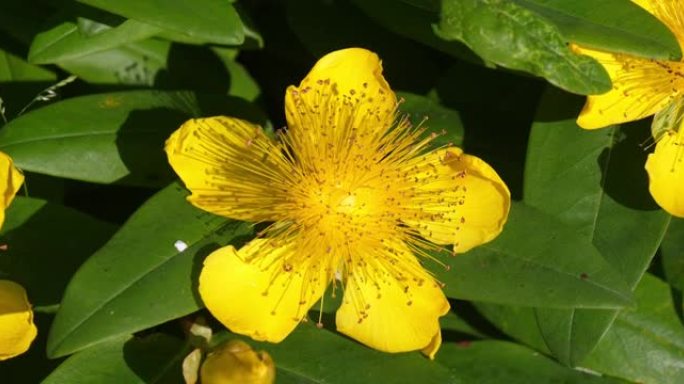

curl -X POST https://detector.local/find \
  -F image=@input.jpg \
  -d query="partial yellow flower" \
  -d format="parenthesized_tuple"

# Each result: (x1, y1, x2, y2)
(0, 151, 34, 361)
(0, 280, 36, 360)
(0, 151, 24, 229)
(200, 340, 275, 384)
(573, 0, 684, 217)
(165, 48, 510, 356)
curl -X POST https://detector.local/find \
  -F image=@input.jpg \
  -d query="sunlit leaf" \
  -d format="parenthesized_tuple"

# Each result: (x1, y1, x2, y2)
(436, 0, 611, 94)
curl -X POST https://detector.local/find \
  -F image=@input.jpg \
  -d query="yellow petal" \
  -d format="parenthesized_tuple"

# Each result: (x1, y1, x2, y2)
(284, 48, 397, 139)
(421, 331, 442, 360)
(645, 130, 684, 217)
(402, 148, 511, 254)
(0, 151, 24, 229)
(165, 117, 290, 222)
(573, 45, 684, 129)
(0, 280, 37, 360)
(200, 340, 275, 384)
(335, 241, 449, 355)
(199, 239, 327, 343)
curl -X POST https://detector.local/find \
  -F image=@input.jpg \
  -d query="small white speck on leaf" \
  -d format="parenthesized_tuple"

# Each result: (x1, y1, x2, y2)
(175, 240, 188, 252)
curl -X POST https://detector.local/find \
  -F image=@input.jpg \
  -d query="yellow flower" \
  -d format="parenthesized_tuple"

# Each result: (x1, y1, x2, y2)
(200, 340, 275, 384)
(0, 151, 36, 360)
(574, 0, 684, 216)
(165, 48, 510, 357)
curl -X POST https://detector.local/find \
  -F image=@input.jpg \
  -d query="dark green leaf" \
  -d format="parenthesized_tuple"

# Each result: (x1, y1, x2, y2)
(353, 0, 482, 64)
(436, 0, 611, 95)
(661, 218, 684, 291)
(43, 334, 187, 384)
(437, 202, 633, 309)
(0, 197, 115, 307)
(28, 19, 161, 64)
(46, 183, 253, 358)
(582, 274, 684, 384)
(397, 91, 464, 148)
(524, 87, 670, 365)
(247, 323, 457, 384)
(287, 0, 442, 92)
(77, 0, 245, 45)
(512, 0, 681, 60)
(437, 340, 626, 384)
(0, 90, 267, 187)
(474, 303, 550, 352)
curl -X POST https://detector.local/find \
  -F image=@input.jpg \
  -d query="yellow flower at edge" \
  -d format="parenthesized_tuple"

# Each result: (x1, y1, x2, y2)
(0, 151, 36, 360)
(165, 48, 510, 357)
(574, 0, 684, 217)
(201, 340, 275, 384)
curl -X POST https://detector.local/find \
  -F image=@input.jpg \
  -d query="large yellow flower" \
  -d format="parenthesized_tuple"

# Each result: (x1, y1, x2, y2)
(165, 48, 510, 357)
(0, 151, 36, 360)
(574, 0, 684, 216)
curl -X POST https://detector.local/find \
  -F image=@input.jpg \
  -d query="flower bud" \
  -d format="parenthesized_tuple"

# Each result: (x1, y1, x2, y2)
(200, 339, 275, 384)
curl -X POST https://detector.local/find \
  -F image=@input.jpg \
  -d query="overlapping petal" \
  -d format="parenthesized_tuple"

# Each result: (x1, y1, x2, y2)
(574, 45, 684, 129)
(0, 280, 37, 360)
(402, 148, 510, 253)
(165, 117, 291, 222)
(335, 240, 449, 356)
(645, 130, 684, 217)
(199, 239, 327, 343)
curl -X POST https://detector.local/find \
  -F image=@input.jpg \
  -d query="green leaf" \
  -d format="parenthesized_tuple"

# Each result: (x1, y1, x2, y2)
(352, 0, 483, 64)
(661, 218, 684, 291)
(523, 87, 671, 365)
(287, 0, 443, 92)
(212, 47, 261, 102)
(436, 0, 611, 95)
(0, 90, 266, 187)
(246, 323, 456, 384)
(57, 39, 170, 85)
(77, 0, 245, 45)
(512, 0, 681, 60)
(436, 340, 626, 384)
(436, 202, 633, 309)
(0, 197, 115, 307)
(28, 19, 161, 64)
(397, 91, 464, 148)
(474, 303, 550, 353)
(43, 334, 187, 384)
(0, 49, 56, 82)
(46, 183, 253, 358)
(582, 274, 684, 384)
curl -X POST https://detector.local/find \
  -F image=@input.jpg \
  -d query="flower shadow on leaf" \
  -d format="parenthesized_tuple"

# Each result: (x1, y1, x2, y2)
(598, 119, 661, 211)
(0, 199, 116, 307)
(153, 44, 230, 93)
(121, 334, 188, 384)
